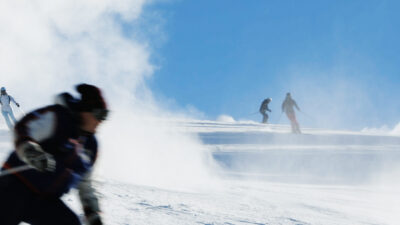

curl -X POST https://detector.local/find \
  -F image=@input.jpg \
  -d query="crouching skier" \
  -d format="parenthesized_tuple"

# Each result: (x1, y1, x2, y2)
(0, 83, 109, 225)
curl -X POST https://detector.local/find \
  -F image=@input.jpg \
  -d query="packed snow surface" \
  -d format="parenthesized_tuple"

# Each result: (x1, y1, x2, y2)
(1, 120, 399, 225)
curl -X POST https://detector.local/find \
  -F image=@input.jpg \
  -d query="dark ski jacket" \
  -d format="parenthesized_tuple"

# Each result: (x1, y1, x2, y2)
(1, 95, 100, 213)
(259, 99, 271, 113)
(281, 97, 300, 114)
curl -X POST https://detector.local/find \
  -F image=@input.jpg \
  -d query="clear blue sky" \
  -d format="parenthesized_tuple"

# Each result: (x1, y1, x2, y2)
(143, 0, 400, 130)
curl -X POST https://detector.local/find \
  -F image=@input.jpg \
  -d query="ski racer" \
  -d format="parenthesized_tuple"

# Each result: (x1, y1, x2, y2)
(0, 87, 20, 130)
(281, 92, 301, 133)
(0, 84, 108, 225)
(259, 98, 272, 124)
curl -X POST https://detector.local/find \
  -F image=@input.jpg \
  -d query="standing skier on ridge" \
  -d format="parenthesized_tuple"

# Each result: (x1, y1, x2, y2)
(282, 92, 301, 133)
(0, 87, 20, 130)
(0, 83, 108, 225)
(259, 98, 272, 124)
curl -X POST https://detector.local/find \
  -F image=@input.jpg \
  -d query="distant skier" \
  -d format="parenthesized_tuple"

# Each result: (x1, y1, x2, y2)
(282, 92, 301, 133)
(259, 98, 272, 124)
(0, 87, 20, 130)
(0, 84, 108, 225)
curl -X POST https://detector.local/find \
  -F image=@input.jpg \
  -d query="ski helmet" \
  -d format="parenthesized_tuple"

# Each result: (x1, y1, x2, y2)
(1, 87, 5, 92)
(76, 84, 109, 121)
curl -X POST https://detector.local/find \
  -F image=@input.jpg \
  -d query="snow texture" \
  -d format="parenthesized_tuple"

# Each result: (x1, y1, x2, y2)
(1, 121, 399, 225)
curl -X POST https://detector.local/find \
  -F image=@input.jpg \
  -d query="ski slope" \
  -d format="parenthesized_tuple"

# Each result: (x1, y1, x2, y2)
(1, 121, 399, 225)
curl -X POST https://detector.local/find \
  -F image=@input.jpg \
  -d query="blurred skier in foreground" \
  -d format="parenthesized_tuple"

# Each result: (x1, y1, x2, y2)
(0, 84, 108, 225)
(0, 87, 20, 130)
(282, 92, 301, 133)
(259, 98, 272, 124)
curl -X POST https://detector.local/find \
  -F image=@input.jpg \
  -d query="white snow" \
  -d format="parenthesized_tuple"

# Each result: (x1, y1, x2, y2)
(216, 115, 236, 123)
(1, 120, 400, 225)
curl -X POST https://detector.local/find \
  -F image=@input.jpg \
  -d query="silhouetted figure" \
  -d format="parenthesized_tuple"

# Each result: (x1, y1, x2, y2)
(259, 98, 272, 124)
(282, 93, 301, 133)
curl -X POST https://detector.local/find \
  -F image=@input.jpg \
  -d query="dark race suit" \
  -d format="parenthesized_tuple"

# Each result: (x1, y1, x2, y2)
(259, 99, 271, 124)
(0, 100, 100, 225)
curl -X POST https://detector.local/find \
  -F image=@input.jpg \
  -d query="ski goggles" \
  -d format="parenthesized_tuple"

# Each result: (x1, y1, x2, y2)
(92, 108, 109, 121)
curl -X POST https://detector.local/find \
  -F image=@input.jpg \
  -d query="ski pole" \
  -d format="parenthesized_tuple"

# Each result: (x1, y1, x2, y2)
(249, 111, 259, 116)
(0, 165, 32, 177)
(17, 106, 26, 116)
(300, 111, 313, 119)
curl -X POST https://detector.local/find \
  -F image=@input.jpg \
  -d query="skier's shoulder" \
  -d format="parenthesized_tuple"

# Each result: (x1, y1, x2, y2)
(23, 104, 73, 126)
(33, 104, 65, 115)
(0, 94, 7, 100)
(288, 98, 296, 104)
(261, 99, 268, 106)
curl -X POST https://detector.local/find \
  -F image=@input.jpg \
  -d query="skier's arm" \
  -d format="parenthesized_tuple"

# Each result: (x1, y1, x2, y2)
(10, 96, 19, 107)
(294, 101, 300, 111)
(259, 100, 266, 112)
(78, 171, 102, 225)
(266, 105, 271, 112)
(14, 107, 56, 147)
(16, 141, 56, 172)
(281, 101, 285, 113)
(14, 107, 57, 170)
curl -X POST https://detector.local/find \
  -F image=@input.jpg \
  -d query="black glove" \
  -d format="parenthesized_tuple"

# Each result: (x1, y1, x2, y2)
(89, 216, 103, 225)
(16, 103, 20, 107)
(84, 207, 103, 225)
(17, 141, 56, 172)
(86, 212, 103, 225)
(268, 109, 272, 112)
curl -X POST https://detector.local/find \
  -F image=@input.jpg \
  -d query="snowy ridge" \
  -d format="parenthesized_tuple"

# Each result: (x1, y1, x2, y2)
(183, 120, 400, 186)
(174, 119, 398, 135)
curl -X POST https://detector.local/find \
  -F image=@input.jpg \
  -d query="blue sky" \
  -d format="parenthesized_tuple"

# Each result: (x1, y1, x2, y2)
(144, 0, 400, 130)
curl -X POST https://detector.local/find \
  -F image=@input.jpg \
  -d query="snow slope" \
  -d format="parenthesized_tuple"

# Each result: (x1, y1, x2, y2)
(1, 121, 399, 225)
